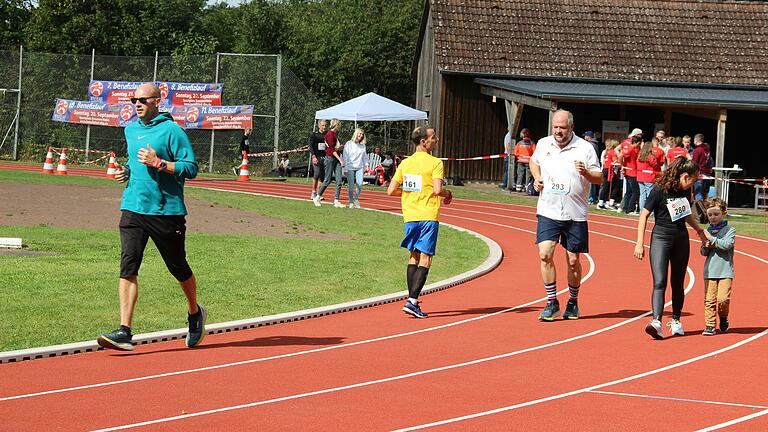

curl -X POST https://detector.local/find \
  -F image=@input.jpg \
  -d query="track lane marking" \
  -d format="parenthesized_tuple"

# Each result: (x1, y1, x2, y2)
(694, 408, 768, 431)
(393, 329, 768, 431)
(588, 390, 768, 409)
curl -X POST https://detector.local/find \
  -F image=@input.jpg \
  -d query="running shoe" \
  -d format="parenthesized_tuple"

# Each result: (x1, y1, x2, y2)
(667, 319, 685, 336)
(702, 326, 716, 336)
(645, 319, 664, 340)
(562, 299, 579, 319)
(333, 200, 345, 208)
(354, 200, 361, 209)
(311, 191, 317, 200)
(402, 301, 428, 319)
(597, 201, 606, 209)
(186, 304, 207, 348)
(538, 299, 561, 321)
(97, 327, 134, 351)
(719, 316, 730, 333)
(312, 195, 322, 207)
(348, 202, 355, 208)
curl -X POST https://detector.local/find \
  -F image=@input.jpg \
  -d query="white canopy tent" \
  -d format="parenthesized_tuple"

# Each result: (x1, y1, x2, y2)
(315, 92, 427, 124)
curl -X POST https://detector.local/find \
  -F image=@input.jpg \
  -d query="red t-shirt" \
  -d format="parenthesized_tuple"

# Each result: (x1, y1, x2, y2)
(667, 147, 688, 165)
(636, 153, 660, 183)
(621, 140, 638, 177)
(324, 130, 337, 157)
(605, 149, 619, 181)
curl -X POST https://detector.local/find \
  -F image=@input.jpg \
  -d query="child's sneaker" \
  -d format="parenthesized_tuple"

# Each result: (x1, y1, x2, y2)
(702, 326, 716, 336)
(645, 319, 664, 340)
(333, 200, 344, 208)
(667, 319, 685, 336)
(719, 316, 729, 333)
(312, 195, 322, 207)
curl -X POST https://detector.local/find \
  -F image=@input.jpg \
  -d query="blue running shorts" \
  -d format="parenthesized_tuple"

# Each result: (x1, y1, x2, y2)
(535, 215, 589, 253)
(400, 221, 440, 256)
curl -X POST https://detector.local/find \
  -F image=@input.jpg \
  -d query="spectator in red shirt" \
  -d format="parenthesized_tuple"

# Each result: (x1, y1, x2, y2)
(597, 139, 622, 209)
(667, 136, 690, 165)
(620, 128, 642, 214)
(637, 140, 662, 211)
(692, 133, 713, 200)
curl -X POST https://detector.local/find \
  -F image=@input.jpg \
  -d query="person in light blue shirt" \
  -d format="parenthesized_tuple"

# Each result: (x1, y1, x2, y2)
(699, 197, 736, 336)
(97, 83, 206, 352)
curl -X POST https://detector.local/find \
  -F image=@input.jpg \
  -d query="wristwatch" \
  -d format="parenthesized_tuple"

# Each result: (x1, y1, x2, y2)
(157, 159, 167, 171)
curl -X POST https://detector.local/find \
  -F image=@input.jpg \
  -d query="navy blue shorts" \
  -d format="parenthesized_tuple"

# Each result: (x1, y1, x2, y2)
(400, 221, 439, 256)
(535, 215, 589, 253)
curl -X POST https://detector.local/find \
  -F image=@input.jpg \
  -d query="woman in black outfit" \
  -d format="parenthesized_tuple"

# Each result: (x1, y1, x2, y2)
(633, 158, 707, 340)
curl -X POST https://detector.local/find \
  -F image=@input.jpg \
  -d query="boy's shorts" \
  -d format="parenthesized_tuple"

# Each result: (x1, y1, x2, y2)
(400, 220, 439, 256)
(535, 215, 589, 253)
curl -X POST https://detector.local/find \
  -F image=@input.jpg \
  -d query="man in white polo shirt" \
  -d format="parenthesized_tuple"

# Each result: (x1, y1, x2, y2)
(530, 110, 602, 321)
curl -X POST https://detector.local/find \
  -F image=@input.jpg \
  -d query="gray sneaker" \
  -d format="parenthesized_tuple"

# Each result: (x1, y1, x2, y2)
(538, 300, 561, 321)
(97, 327, 134, 351)
(186, 305, 207, 348)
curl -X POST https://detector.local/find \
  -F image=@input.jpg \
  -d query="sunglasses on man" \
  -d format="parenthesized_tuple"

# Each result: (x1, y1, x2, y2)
(130, 96, 159, 105)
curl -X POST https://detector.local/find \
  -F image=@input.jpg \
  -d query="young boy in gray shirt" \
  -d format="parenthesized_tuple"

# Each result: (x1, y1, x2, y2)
(700, 197, 736, 336)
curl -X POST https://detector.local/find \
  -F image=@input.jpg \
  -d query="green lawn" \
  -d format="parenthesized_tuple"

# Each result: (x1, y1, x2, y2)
(0, 170, 488, 351)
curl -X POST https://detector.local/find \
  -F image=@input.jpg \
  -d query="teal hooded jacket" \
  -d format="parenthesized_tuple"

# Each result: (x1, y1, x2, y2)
(121, 112, 198, 215)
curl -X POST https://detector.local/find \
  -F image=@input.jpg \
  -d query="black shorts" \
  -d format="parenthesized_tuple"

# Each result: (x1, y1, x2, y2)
(119, 210, 193, 282)
(312, 159, 325, 180)
(535, 215, 589, 253)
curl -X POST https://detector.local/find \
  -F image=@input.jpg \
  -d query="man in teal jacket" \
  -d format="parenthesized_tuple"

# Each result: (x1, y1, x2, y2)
(97, 83, 206, 351)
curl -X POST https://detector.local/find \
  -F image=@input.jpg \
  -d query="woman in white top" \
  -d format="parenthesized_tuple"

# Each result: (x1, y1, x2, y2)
(342, 128, 369, 208)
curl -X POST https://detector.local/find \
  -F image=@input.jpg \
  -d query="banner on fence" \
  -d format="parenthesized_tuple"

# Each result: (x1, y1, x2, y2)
(88, 80, 224, 106)
(52, 99, 136, 127)
(157, 82, 224, 107)
(168, 105, 253, 130)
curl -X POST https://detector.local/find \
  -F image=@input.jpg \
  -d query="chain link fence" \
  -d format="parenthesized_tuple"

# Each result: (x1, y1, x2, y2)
(0, 49, 322, 176)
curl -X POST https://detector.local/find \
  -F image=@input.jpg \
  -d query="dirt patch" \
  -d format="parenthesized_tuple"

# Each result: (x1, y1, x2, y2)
(0, 183, 347, 240)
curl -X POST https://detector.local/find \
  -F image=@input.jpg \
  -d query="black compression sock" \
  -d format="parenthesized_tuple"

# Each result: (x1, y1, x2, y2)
(407, 264, 418, 298)
(412, 266, 430, 299)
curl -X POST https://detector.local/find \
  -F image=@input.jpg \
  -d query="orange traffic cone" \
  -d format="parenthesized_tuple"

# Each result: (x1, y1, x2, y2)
(55, 148, 68, 176)
(106, 152, 117, 178)
(42, 147, 55, 174)
(236, 151, 250, 182)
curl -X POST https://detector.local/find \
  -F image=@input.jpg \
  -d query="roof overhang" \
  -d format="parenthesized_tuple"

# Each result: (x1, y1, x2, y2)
(475, 78, 768, 111)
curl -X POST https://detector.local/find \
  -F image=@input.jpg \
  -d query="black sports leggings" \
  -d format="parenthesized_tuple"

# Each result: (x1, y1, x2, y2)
(649, 228, 690, 320)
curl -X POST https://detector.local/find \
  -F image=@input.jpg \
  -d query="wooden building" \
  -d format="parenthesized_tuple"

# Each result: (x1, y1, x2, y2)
(413, 0, 768, 204)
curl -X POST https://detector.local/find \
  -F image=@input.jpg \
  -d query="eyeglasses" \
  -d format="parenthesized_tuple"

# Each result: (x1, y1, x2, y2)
(130, 96, 158, 105)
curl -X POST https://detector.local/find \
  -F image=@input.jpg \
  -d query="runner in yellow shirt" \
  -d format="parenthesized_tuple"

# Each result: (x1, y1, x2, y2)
(387, 126, 453, 318)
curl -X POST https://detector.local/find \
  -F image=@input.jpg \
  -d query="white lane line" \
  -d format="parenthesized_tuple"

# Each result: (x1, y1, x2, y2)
(87, 261, 691, 432)
(0, 218, 592, 402)
(393, 329, 768, 431)
(694, 408, 768, 431)
(588, 390, 768, 410)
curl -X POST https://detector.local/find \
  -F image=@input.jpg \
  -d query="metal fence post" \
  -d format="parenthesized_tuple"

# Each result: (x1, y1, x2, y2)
(273, 54, 282, 169)
(208, 53, 220, 173)
(84, 48, 95, 162)
(152, 51, 158, 82)
(12, 45, 22, 160)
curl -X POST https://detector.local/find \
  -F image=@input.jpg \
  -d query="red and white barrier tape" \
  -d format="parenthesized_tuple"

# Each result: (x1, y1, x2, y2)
(247, 146, 309, 158)
(51, 147, 111, 155)
(439, 153, 507, 161)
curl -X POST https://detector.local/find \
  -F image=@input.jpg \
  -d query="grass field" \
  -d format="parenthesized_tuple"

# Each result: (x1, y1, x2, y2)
(0, 171, 488, 351)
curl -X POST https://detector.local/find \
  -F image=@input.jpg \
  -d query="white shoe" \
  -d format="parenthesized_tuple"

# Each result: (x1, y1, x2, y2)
(645, 319, 663, 339)
(312, 195, 322, 207)
(354, 200, 361, 208)
(310, 192, 317, 200)
(667, 319, 684, 336)
(333, 200, 344, 208)
(348, 202, 355, 208)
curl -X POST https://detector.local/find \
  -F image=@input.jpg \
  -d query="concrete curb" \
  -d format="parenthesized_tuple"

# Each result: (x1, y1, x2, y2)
(0, 224, 502, 364)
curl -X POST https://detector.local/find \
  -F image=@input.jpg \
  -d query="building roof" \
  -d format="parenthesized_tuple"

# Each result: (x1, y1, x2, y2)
(475, 78, 768, 109)
(425, 0, 768, 87)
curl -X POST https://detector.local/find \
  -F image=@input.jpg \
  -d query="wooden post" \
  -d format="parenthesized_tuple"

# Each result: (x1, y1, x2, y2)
(505, 100, 523, 189)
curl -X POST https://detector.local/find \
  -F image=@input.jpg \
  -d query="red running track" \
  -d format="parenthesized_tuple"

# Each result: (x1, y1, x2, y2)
(1, 164, 767, 431)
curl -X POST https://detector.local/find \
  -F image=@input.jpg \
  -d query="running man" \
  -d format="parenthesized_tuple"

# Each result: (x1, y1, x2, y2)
(97, 83, 206, 351)
(530, 110, 602, 321)
(387, 126, 452, 318)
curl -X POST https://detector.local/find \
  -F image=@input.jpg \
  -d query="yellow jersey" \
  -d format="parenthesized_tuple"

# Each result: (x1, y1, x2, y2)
(393, 151, 444, 222)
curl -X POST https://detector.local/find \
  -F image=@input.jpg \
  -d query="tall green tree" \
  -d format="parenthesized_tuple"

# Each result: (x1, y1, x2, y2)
(1, 0, 32, 50)
(23, 0, 210, 55)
